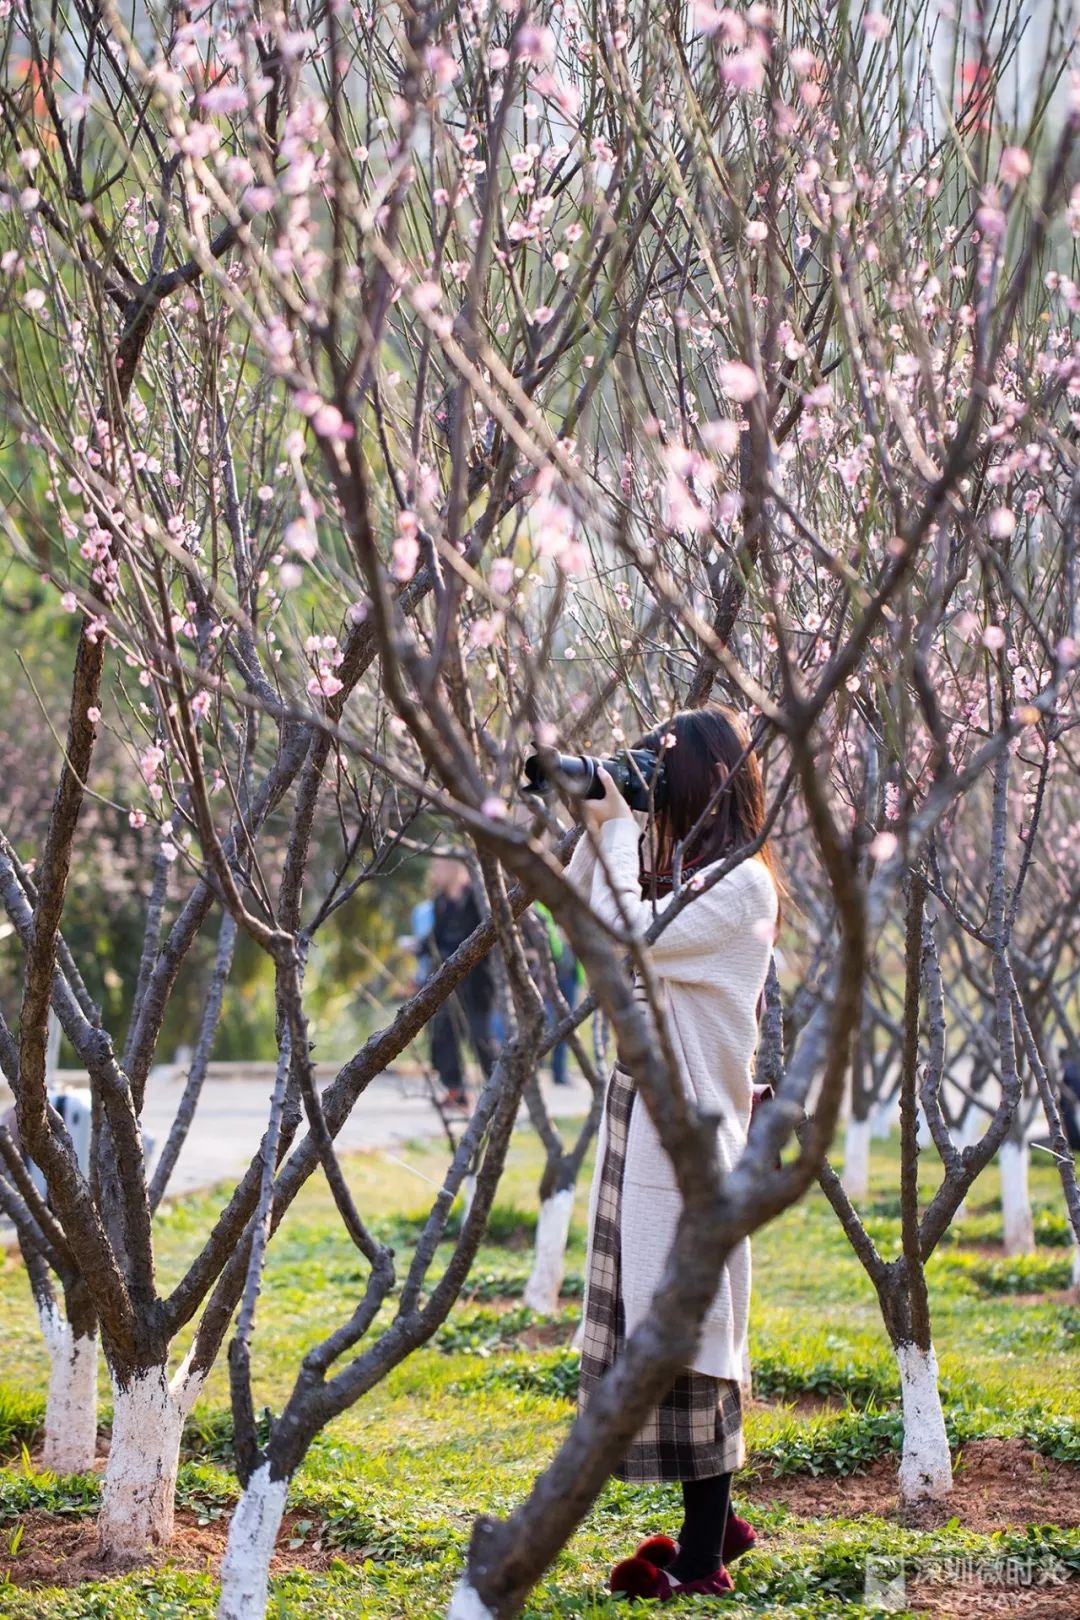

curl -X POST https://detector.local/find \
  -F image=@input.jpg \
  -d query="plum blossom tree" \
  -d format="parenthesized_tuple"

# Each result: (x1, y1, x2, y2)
(1, 0, 1079, 1615)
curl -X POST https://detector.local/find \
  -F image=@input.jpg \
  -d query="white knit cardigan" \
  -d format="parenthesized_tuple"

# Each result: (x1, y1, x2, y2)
(568, 818, 778, 1382)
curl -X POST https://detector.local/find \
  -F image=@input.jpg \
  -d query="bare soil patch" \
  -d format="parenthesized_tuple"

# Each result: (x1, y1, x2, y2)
(999, 1290, 1077, 1308)
(0, 1505, 363, 1589)
(750, 1391, 842, 1417)
(515, 1320, 576, 1351)
(905, 1575, 1080, 1619)
(744, 1437, 1080, 1534)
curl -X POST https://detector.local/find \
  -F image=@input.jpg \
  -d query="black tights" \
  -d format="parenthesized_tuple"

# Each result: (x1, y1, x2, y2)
(668, 1472, 732, 1584)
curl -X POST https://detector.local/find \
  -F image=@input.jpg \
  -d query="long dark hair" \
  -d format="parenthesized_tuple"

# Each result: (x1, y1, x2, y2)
(633, 704, 783, 913)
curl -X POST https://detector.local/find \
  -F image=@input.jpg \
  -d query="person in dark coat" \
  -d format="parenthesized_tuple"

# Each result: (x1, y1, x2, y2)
(425, 858, 498, 1108)
(1059, 1048, 1080, 1153)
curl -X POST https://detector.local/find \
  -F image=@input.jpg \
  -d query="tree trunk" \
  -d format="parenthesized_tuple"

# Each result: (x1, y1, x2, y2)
(841, 1115, 871, 1200)
(894, 1340, 952, 1503)
(96, 1359, 203, 1561)
(217, 1461, 290, 1620)
(39, 1305, 98, 1474)
(523, 1188, 574, 1315)
(999, 1138, 1035, 1255)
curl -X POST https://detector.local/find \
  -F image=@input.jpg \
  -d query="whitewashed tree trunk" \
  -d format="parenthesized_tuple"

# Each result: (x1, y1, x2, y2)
(523, 1188, 574, 1314)
(461, 1172, 477, 1219)
(1071, 1246, 1080, 1291)
(870, 1093, 898, 1140)
(953, 1105, 984, 1220)
(957, 1103, 984, 1153)
(841, 1116, 871, 1200)
(999, 1139, 1035, 1255)
(216, 1461, 290, 1620)
(447, 1579, 496, 1620)
(96, 1356, 204, 1561)
(38, 1305, 98, 1474)
(894, 1340, 952, 1504)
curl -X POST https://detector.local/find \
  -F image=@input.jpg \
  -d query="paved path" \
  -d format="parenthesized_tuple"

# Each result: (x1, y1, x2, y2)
(6, 1064, 595, 1201)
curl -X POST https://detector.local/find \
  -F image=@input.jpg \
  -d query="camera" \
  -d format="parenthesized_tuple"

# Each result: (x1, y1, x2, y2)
(522, 747, 667, 813)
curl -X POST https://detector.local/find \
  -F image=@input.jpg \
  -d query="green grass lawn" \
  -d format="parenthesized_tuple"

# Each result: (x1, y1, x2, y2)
(0, 1128, 1077, 1618)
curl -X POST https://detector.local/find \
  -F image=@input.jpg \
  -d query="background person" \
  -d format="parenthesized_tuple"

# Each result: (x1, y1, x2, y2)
(424, 857, 498, 1109)
(1059, 1048, 1080, 1153)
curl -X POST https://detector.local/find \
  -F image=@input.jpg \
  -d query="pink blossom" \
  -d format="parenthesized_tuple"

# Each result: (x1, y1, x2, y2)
(490, 557, 516, 594)
(982, 625, 1006, 651)
(999, 146, 1031, 186)
(481, 795, 507, 820)
(424, 45, 458, 89)
(1068, 184, 1080, 235)
(717, 359, 760, 402)
(307, 671, 344, 699)
(987, 507, 1015, 540)
(177, 122, 219, 159)
(702, 419, 741, 455)
(869, 830, 898, 861)
(199, 85, 247, 114)
(721, 50, 765, 93)
(975, 197, 1006, 241)
(140, 744, 165, 784)
(284, 518, 318, 560)
(191, 689, 212, 719)
(60, 591, 78, 612)
(411, 279, 442, 313)
(87, 706, 101, 723)
(532, 496, 575, 559)
(516, 25, 555, 66)
(312, 403, 353, 440)
(129, 809, 146, 830)
(391, 533, 420, 580)
(469, 616, 501, 649)
(862, 11, 890, 39)
(22, 288, 46, 312)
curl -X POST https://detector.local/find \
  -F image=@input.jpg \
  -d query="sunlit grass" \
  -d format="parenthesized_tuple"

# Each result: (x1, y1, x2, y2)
(0, 1124, 1076, 1616)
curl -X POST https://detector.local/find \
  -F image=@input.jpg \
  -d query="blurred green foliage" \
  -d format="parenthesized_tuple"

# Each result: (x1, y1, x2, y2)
(0, 558, 426, 1064)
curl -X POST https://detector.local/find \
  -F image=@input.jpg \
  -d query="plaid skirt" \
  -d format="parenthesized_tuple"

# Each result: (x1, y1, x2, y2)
(578, 1062, 744, 1482)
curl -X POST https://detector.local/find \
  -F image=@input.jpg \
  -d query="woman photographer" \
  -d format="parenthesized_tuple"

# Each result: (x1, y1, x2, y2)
(565, 704, 781, 1602)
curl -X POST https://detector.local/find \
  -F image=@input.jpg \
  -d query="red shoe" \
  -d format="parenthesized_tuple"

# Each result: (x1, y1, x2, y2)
(723, 1509, 757, 1562)
(610, 1554, 734, 1600)
(633, 1512, 757, 1570)
(634, 1534, 677, 1568)
(674, 1569, 735, 1597)
(611, 1555, 667, 1599)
